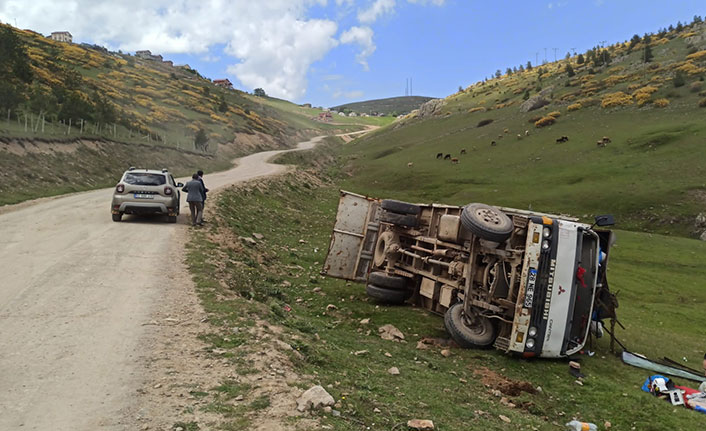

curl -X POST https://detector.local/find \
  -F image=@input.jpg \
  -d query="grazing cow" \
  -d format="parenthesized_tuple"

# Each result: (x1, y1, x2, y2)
(451, 158, 459, 164)
(601, 136, 612, 144)
(497, 134, 503, 139)
(407, 162, 414, 167)
(556, 136, 569, 143)
(525, 130, 530, 136)
(517, 134, 522, 139)
(490, 140, 497, 146)
(503, 128, 510, 134)
(460, 148, 467, 155)
(436, 152, 443, 159)
(444, 154, 451, 160)
(596, 140, 605, 147)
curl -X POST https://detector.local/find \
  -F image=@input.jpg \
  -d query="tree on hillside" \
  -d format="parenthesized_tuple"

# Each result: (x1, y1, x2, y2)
(0, 81, 24, 111)
(506, 67, 513, 76)
(565, 52, 571, 60)
(194, 128, 209, 152)
(676, 21, 684, 32)
(254, 88, 267, 97)
(628, 34, 641, 52)
(495, 69, 502, 78)
(693, 15, 703, 24)
(577, 53, 585, 64)
(217, 94, 228, 113)
(566, 64, 575, 77)
(673, 70, 686, 88)
(643, 44, 654, 63)
(518, 64, 524, 72)
(526, 61, 532, 70)
(0, 26, 33, 84)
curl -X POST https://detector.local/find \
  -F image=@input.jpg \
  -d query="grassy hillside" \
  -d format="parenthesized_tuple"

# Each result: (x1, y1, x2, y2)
(331, 96, 434, 115)
(184, 142, 706, 430)
(341, 20, 706, 238)
(0, 23, 366, 151)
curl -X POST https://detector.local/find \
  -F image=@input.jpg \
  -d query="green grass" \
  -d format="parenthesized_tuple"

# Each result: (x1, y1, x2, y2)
(331, 95, 434, 115)
(185, 139, 706, 430)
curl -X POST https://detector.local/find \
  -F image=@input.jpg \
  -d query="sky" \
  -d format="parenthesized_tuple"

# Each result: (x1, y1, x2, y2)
(1, 1, 704, 107)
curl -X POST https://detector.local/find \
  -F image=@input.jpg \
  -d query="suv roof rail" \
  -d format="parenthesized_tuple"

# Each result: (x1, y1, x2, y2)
(128, 166, 136, 171)
(161, 168, 169, 173)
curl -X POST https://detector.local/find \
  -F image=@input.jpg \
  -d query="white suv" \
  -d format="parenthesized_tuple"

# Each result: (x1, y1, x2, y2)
(110, 168, 183, 223)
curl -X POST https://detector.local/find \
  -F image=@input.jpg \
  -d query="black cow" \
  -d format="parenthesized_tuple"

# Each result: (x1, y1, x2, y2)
(444, 154, 451, 160)
(436, 152, 443, 159)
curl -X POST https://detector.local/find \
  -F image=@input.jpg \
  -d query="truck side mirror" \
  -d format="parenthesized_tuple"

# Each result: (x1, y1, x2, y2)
(594, 214, 615, 227)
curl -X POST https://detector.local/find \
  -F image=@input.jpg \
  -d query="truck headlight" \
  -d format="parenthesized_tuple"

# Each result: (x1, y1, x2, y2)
(542, 240, 550, 251)
(543, 227, 551, 238)
(526, 338, 535, 349)
(528, 326, 538, 337)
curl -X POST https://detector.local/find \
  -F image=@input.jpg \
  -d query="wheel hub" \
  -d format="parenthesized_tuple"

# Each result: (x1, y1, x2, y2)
(476, 208, 502, 225)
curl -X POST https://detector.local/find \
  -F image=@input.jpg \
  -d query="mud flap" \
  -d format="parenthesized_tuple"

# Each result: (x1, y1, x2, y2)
(322, 190, 380, 282)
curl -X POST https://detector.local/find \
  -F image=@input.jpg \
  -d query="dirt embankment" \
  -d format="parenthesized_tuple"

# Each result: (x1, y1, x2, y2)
(0, 129, 318, 207)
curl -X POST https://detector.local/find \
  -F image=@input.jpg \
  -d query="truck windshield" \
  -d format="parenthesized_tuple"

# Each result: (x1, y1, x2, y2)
(123, 173, 166, 186)
(567, 232, 599, 349)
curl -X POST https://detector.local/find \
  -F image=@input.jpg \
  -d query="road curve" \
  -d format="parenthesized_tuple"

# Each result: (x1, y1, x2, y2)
(0, 135, 324, 430)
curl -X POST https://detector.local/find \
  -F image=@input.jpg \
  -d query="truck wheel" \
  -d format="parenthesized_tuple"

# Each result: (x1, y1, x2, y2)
(444, 303, 497, 348)
(380, 210, 419, 227)
(112, 213, 122, 222)
(460, 203, 513, 242)
(168, 215, 177, 223)
(366, 284, 410, 304)
(381, 199, 421, 215)
(368, 271, 408, 290)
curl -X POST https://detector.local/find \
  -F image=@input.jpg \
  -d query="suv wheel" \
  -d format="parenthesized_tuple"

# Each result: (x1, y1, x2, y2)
(112, 213, 122, 222)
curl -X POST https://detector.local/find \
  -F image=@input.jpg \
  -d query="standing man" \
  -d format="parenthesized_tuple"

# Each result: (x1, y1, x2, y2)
(197, 169, 209, 222)
(182, 173, 205, 226)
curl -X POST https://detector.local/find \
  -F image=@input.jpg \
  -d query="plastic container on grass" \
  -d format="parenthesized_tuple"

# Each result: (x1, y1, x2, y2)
(565, 421, 597, 431)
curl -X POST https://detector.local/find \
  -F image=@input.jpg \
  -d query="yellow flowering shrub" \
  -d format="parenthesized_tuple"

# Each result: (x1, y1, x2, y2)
(686, 50, 706, 61)
(547, 111, 561, 118)
(468, 106, 486, 113)
(534, 116, 556, 128)
(627, 83, 642, 91)
(632, 85, 659, 106)
(601, 92, 634, 108)
(603, 75, 628, 86)
(567, 103, 582, 111)
(676, 61, 706, 75)
(653, 98, 670, 107)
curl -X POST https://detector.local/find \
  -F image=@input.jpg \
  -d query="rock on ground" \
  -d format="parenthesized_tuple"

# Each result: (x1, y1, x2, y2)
(378, 324, 405, 341)
(407, 419, 435, 430)
(296, 385, 335, 412)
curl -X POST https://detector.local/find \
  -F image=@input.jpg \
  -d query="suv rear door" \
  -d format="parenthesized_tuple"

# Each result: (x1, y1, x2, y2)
(322, 190, 380, 282)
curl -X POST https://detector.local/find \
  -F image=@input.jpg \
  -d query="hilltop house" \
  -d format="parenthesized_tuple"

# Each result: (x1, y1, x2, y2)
(50, 31, 72, 43)
(213, 79, 233, 89)
(135, 50, 163, 62)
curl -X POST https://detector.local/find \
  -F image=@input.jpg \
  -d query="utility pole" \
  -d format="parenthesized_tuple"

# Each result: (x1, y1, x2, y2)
(553, 48, 558, 62)
(410, 78, 413, 96)
(535, 52, 539, 65)
(543, 48, 547, 63)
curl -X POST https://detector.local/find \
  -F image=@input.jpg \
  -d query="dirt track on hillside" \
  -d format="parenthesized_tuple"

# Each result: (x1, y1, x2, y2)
(0, 134, 329, 430)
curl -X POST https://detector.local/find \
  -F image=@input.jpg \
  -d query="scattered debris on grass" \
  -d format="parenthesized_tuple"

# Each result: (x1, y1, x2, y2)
(379, 324, 405, 341)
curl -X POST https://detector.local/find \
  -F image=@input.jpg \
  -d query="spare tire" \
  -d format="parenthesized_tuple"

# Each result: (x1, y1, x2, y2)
(460, 203, 513, 242)
(380, 210, 419, 227)
(368, 271, 408, 290)
(444, 303, 497, 348)
(381, 199, 421, 215)
(366, 284, 409, 304)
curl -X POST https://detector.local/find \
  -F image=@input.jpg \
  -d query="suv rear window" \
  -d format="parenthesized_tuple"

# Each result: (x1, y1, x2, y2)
(123, 173, 166, 186)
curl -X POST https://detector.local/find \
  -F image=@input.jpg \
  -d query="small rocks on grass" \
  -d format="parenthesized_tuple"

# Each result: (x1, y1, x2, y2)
(326, 304, 338, 311)
(378, 324, 405, 341)
(332, 409, 341, 417)
(384, 352, 392, 357)
(604, 421, 612, 429)
(440, 349, 451, 357)
(239, 236, 257, 246)
(323, 406, 332, 413)
(407, 419, 434, 430)
(359, 318, 370, 325)
(235, 395, 244, 401)
(312, 287, 322, 293)
(296, 385, 335, 412)
(499, 414, 511, 423)
(373, 407, 381, 413)
(388, 367, 400, 375)
(253, 232, 264, 240)
(354, 350, 369, 356)
(153, 383, 162, 389)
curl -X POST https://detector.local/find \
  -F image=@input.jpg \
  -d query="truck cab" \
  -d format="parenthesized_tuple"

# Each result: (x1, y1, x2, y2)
(322, 191, 616, 359)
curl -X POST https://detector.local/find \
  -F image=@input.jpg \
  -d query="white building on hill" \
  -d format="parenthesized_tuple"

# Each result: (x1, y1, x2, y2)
(50, 31, 72, 43)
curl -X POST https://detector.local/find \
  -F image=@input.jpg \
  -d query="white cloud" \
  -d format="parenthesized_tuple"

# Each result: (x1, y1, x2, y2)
(358, 0, 396, 24)
(0, 0, 337, 100)
(407, 0, 445, 4)
(340, 26, 376, 70)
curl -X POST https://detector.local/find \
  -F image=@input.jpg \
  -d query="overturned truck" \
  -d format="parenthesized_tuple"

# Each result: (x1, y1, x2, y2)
(322, 191, 617, 359)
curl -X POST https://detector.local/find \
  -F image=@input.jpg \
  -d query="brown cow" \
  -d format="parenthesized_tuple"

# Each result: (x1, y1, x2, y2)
(451, 158, 459, 164)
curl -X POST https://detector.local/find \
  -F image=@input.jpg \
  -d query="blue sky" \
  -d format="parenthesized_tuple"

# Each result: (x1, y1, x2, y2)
(1, 0, 704, 107)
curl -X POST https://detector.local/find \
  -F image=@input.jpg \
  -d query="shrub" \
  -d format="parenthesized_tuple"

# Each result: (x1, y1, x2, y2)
(653, 98, 670, 107)
(601, 92, 634, 108)
(477, 118, 493, 127)
(673, 71, 686, 87)
(686, 50, 706, 61)
(627, 83, 642, 91)
(528, 116, 542, 123)
(534, 116, 556, 128)
(699, 98, 706, 107)
(547, 111, 561, 118)
(632, 85, 659, 106)
(689, 81, 703, 93)
(468, 106, 486, 113)
(567, 103, 582, 111)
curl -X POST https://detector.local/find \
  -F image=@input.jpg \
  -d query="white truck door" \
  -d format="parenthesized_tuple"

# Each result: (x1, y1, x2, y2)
(322, 190, 380, 282)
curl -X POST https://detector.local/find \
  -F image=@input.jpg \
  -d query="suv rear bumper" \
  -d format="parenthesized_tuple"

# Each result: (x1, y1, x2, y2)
(111, 196, 178, 216)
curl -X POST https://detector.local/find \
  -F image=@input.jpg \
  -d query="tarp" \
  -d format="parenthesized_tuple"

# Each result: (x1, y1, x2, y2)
(622, 351, 706, 383)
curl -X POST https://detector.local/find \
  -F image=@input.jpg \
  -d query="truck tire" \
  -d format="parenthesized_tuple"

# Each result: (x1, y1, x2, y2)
(366, 284, 409, 304)
(168, 215, 177, 223)
(380, 210, 419, 227)
(460, 203, 513, 242)
(381, 199, 421, 215)
(368, 271, 408, 290)
(444, 303, 497, 348)
(112, 213, 122, 222)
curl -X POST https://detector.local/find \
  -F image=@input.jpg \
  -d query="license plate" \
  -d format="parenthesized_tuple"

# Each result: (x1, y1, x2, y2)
(524, 268, 537, 308)
(134, 193, 154, 199)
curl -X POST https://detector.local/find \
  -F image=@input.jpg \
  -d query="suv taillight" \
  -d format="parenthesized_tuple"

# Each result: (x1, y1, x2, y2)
(164, 186, 173, 196)
(116, 184, 125, 193)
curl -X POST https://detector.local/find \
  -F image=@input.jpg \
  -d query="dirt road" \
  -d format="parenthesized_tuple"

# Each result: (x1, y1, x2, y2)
(0, 135, 324, 430)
